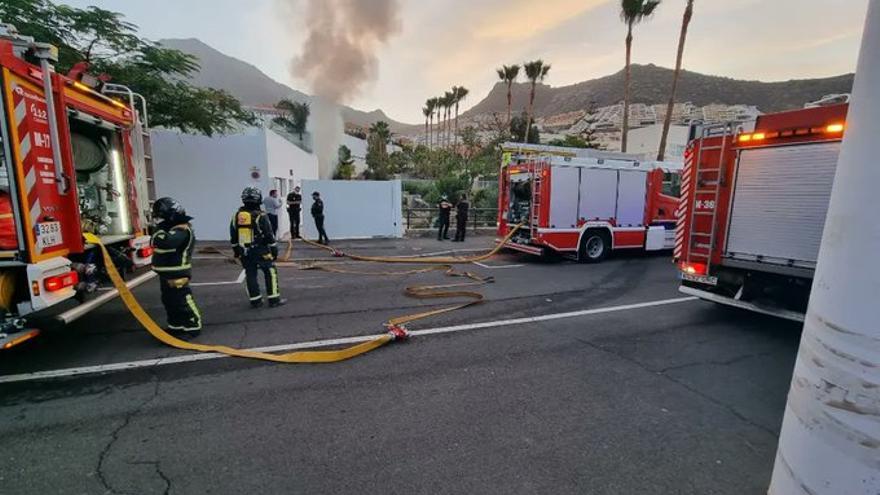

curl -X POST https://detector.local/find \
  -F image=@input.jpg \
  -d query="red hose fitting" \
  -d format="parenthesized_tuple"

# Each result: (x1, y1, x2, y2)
(386, 324, 408, 341)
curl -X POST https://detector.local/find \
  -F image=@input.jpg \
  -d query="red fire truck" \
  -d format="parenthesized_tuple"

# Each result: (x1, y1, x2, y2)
(497, 143, 682, 261)
(675, 104, 848, 321)
(0, 24, 154, 349)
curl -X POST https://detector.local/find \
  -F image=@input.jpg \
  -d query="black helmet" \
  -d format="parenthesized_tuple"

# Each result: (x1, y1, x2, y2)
(152, 197, 189, 225)
(241, 186, 262, 205)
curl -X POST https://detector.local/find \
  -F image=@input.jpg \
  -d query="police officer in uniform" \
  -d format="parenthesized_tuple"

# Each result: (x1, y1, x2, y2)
(151, 197, 202, 336)
(286, 186, 303, 238)
(311, 191, 329, 245)
(437, 195, 452, 241)
(230, 187, 287, 308)
(453, 193, 470, 242)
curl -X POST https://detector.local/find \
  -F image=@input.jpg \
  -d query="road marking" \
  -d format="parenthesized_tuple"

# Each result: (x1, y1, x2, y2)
(0, 296, 697, 384)
(472, 261, 523, 269)
(190, 270, 246, 287)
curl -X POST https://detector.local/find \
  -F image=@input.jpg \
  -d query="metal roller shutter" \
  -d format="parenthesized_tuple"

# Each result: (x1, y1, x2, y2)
(725, 142, 840, 268)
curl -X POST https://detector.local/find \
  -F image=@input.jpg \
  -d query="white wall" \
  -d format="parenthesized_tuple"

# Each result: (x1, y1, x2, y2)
(152, 127, 269, 240)
(300, 180, 403, 239)
(627, 124, 690, 163)
(265, 128, 319, 238)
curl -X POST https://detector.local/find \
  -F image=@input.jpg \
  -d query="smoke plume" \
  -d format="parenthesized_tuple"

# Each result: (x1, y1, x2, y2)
(281, 0, 402, 178)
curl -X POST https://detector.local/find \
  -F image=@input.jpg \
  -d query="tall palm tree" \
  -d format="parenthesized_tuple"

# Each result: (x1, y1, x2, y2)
(620, 0, 662, 152)
(496, 64, 520, 128)
(423, 105, 431, 147)
(443, 90, 455, 148)
(429, 97, 440, 148)
(657, 0, 693, 160)
(453, 86, 469, 148)
(523, 60, 551, 144)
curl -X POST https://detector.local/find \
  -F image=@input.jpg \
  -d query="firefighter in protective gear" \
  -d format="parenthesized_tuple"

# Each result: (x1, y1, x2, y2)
(231, 187, 286, 308)
(151, 197, 202, 336)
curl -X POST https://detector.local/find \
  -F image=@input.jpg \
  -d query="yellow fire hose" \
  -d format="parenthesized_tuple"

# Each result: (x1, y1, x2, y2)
(83, 224, 521, 364)
(84, 233, 400, 363)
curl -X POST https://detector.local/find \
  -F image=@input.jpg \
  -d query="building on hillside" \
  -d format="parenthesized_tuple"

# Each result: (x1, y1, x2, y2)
(626, 124, 691, 163)
(152, 125, 319, 240)
(701, 104, 760, 123)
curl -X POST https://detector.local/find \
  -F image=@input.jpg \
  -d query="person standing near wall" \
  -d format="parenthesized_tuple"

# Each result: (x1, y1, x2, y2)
(232, 187, 286, 308)
(311, 191, 329, 245)
(286, 186, 303, 238)
(263, 189, 283, 236)
(453, 193, 470, 242)
(437, 195, 452, 241)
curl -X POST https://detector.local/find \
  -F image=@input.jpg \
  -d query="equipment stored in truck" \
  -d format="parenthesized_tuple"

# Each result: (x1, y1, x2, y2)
(0, 23, 153, 349)
(674, 104, 848, 321)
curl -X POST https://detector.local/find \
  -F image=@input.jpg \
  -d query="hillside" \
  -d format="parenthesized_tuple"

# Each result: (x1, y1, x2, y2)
(463, 64, 854, 119)
(160, 38, 409, 131)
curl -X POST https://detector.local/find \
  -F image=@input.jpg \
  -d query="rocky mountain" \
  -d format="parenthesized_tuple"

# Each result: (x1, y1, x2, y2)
(464, 64, 854, 120)
(159, 38, 408, 131)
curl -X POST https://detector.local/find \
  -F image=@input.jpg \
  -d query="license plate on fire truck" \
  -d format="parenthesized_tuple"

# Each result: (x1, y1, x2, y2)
(36, 221, 63, 249)
(680, 272, 718, 286)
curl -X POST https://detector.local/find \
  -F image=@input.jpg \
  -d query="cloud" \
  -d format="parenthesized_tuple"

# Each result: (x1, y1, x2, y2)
(473, 0, 610, 41)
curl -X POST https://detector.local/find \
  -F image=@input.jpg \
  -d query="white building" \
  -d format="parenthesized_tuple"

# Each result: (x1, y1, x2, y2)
(152, 126, 319, 240)
(626, 124, 691, 163)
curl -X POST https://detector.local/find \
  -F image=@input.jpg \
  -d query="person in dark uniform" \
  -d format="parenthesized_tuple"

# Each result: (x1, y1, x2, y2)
(453, 193, 470, 242)
(286, 186, 303, 238)
(231, 187, 286, 308)
(437, 195, 452, 241)
(151, 197, 202, 337)
(311, 191, 329, 245)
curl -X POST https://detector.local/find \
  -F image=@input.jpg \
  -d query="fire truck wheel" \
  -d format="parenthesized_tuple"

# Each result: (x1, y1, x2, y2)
(579, 230, 610, 263)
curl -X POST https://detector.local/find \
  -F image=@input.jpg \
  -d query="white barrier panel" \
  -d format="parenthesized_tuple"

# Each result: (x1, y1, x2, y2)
(300, 180, 403, 240)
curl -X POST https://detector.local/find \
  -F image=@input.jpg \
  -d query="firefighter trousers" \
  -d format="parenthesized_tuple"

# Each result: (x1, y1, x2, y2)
(159, 277, 202, 332)
(454, 217, 467, 241)
(437, 217, 450, 240)
(244, 256, 281, 304)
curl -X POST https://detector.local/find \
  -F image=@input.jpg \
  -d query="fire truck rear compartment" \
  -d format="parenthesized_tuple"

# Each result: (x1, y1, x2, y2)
(725, 141, 840, 269)
(507, 172, 533, 242)
(69, 117, 134, 238)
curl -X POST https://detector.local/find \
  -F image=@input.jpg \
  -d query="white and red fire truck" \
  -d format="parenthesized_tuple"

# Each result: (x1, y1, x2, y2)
(0, 24, 154, 349)
(496, 143, 682, 261)
(675, 103, 848, 321)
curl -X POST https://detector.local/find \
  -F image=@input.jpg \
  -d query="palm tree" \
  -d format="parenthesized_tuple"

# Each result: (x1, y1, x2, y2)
(657, 0, 692, 161)
(620, 0, 662, 152)
(452, 86, 469, 148)
(443, 90, 455, 148)
(496, 65, 520, 128)
(523, 60, 551, 144)
(429, 97, 440, 148)
(423, 105, 431, 147)
(273, 98, 310, 139)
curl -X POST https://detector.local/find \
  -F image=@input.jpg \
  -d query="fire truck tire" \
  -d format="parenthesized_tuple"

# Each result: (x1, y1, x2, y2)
(579, 230, 610, 263)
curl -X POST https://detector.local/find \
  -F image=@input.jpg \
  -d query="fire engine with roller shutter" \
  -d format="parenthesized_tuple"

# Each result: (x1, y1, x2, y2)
(0, 24, 154, 349)
(675, 103, 848, 321)
(496, 143, 682, 261)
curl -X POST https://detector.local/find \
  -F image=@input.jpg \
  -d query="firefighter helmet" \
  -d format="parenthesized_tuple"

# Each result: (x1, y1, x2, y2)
(241, 186, 262, 206)
(152, 197, 189, 225)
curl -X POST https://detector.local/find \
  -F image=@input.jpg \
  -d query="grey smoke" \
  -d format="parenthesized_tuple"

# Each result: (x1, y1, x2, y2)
(282, 0, 402, 178)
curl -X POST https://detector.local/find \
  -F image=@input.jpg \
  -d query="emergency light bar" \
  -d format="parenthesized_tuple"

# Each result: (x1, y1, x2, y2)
(738, 122, 845, 143)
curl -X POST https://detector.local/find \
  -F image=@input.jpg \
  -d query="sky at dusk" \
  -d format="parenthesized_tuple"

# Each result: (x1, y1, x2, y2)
(58, 0, 870, 123)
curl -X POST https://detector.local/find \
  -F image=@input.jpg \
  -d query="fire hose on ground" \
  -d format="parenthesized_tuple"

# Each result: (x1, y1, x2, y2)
(83, 224, 523, 364)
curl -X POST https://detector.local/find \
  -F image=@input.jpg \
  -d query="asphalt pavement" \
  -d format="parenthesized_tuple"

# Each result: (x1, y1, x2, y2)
(0, 235, 803, 494)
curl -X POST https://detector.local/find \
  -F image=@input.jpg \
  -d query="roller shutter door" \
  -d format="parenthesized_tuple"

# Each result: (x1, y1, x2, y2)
(725, 142, 840, 268)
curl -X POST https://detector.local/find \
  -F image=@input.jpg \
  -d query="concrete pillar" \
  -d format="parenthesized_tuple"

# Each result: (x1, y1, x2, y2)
(768, 1, 880, 493)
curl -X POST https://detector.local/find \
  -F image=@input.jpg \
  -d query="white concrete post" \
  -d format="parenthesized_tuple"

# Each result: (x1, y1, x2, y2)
(768, 2, 880, 493)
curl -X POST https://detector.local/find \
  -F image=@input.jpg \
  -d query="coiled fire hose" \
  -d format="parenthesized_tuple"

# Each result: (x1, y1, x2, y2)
(84, 224, 521, 363)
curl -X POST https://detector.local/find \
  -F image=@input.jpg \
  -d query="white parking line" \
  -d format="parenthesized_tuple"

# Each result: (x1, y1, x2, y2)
(190, 270, 246, 287)
(0, 296, 697, 384)
(472, 261, 524, 269)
